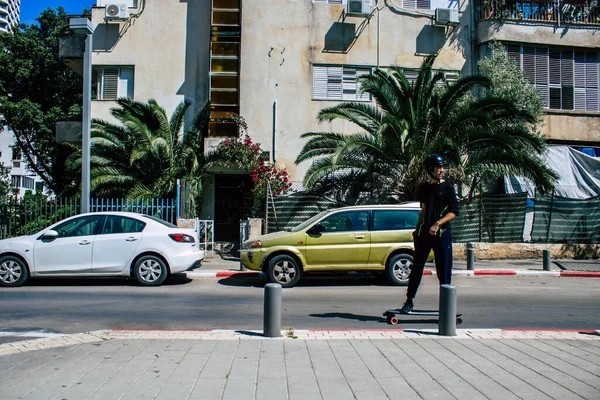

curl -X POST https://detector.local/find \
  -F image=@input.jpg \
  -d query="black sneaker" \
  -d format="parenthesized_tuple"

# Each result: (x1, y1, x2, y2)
(401, 300, 414, 314)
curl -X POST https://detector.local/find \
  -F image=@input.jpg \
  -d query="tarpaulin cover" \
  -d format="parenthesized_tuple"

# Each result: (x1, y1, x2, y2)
(505, 146, 600, 199)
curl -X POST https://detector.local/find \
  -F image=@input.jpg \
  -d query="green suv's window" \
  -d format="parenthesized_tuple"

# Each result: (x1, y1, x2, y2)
(372, 210, 419, 231)
(320, 210, 369, 232)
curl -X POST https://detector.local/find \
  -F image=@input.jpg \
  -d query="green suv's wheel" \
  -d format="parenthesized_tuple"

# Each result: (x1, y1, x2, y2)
(267, 255, 301, 288)
(0, 255, 29, 287)
(133, 255, 168, 286)
(386, 253, 413, 286)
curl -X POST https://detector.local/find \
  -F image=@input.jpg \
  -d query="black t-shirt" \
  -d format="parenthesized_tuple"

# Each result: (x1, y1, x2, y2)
(416, 181, 459, 236)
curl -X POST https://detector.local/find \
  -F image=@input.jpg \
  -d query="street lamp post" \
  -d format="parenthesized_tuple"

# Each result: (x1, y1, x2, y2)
(69, 18, 94, 213)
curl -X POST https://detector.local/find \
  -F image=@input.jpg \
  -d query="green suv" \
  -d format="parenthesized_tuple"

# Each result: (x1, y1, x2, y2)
(240, 203, 431, 288)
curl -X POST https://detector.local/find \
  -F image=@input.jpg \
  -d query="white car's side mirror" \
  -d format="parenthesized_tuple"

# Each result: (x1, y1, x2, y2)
(42, 230, 59, 240)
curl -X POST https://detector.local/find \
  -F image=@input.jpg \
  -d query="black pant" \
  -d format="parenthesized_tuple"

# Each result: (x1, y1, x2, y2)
(406, 229, 453, 300)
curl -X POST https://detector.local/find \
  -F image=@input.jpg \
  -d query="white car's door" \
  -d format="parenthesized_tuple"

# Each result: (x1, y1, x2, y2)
(33, 215, 103, 274)
(92, 215, 144, 273)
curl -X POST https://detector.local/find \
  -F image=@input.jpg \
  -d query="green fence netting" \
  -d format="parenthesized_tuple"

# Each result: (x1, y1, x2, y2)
(531, 195, 600, 243)
(266, 191, 342, 233)
(452, 193, 528, 243)
(265, 190, 596, 244)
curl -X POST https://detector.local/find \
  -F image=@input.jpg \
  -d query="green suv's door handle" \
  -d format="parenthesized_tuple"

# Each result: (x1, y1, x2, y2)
(354, 235, 365, 239)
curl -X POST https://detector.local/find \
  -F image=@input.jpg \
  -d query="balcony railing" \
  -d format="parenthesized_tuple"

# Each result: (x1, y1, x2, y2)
(478, 0, 600, 26)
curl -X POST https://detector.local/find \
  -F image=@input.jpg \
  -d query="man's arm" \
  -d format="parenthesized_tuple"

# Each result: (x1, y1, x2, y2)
(428, 212, 456, 236)
(412, 202, 426, 239)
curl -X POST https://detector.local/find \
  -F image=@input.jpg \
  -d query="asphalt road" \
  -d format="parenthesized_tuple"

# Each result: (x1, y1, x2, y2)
(1, 274, 599, 342)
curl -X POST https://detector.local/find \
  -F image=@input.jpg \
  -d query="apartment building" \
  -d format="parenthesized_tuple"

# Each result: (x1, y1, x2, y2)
(0, 0, 20, 34)
(87, 0, 599, 240)
(1, 0, 46, 198)
(0, 126, 46, 198)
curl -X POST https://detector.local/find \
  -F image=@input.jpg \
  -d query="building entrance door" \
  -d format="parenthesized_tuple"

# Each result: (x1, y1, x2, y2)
(214, 174, 253, 242)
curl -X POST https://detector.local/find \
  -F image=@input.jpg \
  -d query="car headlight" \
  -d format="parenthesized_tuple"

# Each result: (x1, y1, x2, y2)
(243, 240, 262, 250)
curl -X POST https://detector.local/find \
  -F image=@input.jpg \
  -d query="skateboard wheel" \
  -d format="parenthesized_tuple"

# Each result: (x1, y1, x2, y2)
(390, 317, 399, 325)
(456, 318, 463, 325)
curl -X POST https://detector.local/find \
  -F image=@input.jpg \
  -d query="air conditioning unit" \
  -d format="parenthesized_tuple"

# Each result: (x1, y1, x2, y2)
(105, 3, 128, 20)
(435, 8, 459, 26)
(347, 0, 371, 16)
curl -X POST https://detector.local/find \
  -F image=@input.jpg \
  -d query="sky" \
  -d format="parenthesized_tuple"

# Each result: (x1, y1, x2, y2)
(20, 0, 94, 25)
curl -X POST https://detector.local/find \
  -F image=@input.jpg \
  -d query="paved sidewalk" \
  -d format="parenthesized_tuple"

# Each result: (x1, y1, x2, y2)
(191, 257, 600, 279)
(1, 329, 599, 399)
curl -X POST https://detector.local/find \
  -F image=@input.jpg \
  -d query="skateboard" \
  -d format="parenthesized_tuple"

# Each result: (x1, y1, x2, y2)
(383, 309, 463, 325)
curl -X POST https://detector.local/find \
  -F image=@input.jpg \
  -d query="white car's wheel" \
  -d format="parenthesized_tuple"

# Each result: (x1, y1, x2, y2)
(386, 253, 413, 286)
(0, 255, 29, 287)
(133, 255, 168, 286)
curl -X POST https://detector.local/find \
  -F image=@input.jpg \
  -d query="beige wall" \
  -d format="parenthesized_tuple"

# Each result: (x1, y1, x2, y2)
(544, 113, 600, 143)
(477, 20, 599, 48)
(239, 1, 471, 182)
(90, 1, 211, 125)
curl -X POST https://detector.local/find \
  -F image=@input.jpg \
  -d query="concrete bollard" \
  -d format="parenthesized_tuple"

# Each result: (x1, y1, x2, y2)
(467, 248, 475, 271)
(439, 284, 457, 336)
(543, 249, 551, 271)
(264, 283, 282, 337)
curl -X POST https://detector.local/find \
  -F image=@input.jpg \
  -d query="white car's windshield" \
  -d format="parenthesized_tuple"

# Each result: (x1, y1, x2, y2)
(290, 210, 330, 232)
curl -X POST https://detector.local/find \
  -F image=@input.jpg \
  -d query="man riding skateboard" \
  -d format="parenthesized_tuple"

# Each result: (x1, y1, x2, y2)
(401, 154, 459, 314)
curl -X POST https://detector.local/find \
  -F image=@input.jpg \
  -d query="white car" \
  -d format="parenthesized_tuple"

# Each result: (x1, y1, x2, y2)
(0, 212, 204, 287)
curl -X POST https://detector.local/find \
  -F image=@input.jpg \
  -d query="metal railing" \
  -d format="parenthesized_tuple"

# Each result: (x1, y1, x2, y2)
(479, 0, 600, 26)
(0, 197, 177, 239)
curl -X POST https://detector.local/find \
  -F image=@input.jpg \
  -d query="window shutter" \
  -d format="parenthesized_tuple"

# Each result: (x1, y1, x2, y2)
(549, 48, 561, 85)
(536, 86, 549, 107)
(523, 47, 535, 84)
(402, 0, 417, 8)
(416, 0, 430, 9)
(342, 67, 357, 101)
(574, 88, 586, 110)
(535, 48, 549, 107)
(561, 50, 573, 110)
(356, 68, 370, 101)
(327, 67, 343, 100)
(506, 44, 520, 65)
(102, 68, 119, 100)
(118, 68, 134, 99)
(561, 50, 573, 86)
(585, 52, 599, 111)
(574, 49, 586, 110)
(586, 52, 598, 88)
(312, 66, 328, 100)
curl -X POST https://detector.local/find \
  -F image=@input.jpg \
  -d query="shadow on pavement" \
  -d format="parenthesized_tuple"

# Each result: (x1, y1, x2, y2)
(217, 272, 393, 288)
(24, 273, 193, 287)
(309, 312, 388, 323)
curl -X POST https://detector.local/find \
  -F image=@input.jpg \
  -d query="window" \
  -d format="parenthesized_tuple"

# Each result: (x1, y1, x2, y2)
(373, 210, 420, 231)
(11, 146, 21, 161)
(54, 215, 103, 238)
(501, 44, 599, 112)
(99, 216, 145, 235)
(93, 66, 134, 100)
(35, 181, 44, 192)
(313, 0, 343, 4)
(22, 176, 34, 190)
(320, 210, 369, 232)
(313, 65, 371, 101)
(11, 175, 20, 188)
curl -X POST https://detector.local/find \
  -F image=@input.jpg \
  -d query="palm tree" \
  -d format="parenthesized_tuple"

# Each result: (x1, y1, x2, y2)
(68, 98, 210, 199)
(295, 55, 556, 203)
